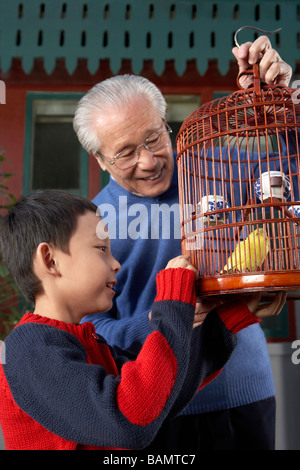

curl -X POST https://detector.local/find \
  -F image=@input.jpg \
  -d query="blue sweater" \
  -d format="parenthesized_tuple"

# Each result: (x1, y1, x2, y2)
(84, 149, 295, 413)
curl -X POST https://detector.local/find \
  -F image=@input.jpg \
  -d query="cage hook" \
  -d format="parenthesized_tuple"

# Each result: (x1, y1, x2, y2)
(234, 25, 282, 48)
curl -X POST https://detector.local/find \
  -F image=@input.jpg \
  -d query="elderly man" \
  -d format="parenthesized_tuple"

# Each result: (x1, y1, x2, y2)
(73, 38, 291, 450)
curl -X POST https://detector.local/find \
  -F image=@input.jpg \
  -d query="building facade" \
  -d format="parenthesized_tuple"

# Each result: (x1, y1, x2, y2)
(1, 0, 300, 449)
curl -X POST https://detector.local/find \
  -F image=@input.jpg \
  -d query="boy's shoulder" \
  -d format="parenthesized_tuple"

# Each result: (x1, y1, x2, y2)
(1, 316, 96, 394)
(3, 314, 89, 359)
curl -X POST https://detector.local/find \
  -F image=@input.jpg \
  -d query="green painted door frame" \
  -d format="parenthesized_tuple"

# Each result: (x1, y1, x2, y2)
(23, 91, 89, 197)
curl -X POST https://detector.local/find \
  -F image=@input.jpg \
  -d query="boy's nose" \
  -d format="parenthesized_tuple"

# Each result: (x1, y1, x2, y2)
(112, 258, 121, 273)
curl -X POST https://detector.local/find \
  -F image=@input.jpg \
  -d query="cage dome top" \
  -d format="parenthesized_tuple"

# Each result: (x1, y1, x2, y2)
(177, 63, 300, 147)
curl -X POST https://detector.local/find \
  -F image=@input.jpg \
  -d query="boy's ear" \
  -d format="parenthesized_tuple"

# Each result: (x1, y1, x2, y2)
(34, 242, 61, 276)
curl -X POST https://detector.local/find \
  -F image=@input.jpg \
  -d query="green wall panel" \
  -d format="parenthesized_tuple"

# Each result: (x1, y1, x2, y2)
(0, 0, 298, 77)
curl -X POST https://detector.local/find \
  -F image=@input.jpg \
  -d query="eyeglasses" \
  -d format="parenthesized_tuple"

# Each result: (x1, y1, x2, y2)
(97, 121, 172, 170)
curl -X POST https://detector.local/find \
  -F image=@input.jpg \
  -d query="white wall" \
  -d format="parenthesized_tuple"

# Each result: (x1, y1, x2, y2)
(0, 426, 4, 450)
(268, 301, 300, 450)
(269, 342, 300, 450)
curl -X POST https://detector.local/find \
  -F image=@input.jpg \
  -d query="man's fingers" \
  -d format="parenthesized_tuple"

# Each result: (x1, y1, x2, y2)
(247, 36, 272, 65)
(232, 42, 252, 72)
(255, 291, 287, 318)
(232, 35, 292, 88)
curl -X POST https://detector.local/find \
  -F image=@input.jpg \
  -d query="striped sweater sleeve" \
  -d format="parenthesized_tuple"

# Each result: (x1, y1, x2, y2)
(168, 298, 260, 417)
(116, 268, 196, 426)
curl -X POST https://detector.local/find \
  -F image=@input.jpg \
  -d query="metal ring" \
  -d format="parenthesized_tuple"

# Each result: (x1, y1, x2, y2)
(234, 25, 282, 48)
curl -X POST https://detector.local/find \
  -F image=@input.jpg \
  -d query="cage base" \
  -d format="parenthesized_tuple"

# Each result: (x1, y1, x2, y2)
(196, 272, 300, 299)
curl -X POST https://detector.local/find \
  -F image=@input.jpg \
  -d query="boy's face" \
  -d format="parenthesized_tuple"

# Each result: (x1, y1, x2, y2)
(56, 211, 120, 320)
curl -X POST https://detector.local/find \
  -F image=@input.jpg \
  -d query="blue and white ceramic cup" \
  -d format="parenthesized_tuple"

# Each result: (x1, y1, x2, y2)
(255, 171, 291, 202)
(197, 195, 230, 225)
(288, 204, 300, 217)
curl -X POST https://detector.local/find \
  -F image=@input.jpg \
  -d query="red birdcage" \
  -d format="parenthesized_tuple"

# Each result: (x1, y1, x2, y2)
(176, 34, 300, 298)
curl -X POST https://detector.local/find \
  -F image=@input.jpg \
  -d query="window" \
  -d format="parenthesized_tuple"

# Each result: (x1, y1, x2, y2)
(261, 301, 296, 341)
(23, 93, 89, 196)
(165, 94, 201, 149)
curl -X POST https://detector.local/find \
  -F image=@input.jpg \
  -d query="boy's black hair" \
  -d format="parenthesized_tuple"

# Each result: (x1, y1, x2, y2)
(0, 189, 98, 304)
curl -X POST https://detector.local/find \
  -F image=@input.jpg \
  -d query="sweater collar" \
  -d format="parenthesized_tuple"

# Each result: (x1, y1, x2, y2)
(17, 312, 96, 340)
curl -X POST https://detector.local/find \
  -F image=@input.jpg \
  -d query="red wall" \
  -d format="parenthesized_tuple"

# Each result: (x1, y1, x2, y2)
(0, 58, 239, 202)
(0, 87, 26, 201)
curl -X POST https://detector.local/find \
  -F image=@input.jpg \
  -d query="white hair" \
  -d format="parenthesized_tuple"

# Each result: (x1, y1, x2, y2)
(73, 74, 167, 155)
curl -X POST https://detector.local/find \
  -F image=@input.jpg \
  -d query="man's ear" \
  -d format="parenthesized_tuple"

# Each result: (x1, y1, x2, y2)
(94, 152, 108, 172)
(34, 242, 61, 277)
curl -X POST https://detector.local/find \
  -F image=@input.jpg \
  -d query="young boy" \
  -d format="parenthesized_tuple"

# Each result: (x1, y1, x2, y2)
(0, 190, 262, 450)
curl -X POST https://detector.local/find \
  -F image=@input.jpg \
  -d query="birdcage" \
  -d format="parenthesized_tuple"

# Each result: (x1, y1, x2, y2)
(176, 38, 300, 298)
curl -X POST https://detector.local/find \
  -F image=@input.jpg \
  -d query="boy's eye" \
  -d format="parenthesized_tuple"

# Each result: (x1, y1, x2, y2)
(96, 246, 106, 252)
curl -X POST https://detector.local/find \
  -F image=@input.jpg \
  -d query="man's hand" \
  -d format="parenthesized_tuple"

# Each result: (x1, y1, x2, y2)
(162, 256, 287, 324)
(193, 297, 223, 328)
(232, 35, 292, 89)
(243, 291, 287, 318)
(193, 290, 287, 327)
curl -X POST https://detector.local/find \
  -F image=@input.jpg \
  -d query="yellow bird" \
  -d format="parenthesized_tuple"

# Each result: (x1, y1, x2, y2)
(221, 228, 270, 273)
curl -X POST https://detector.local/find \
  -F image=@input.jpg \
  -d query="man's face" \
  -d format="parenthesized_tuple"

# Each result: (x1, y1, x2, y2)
(94, 97, 174, 197)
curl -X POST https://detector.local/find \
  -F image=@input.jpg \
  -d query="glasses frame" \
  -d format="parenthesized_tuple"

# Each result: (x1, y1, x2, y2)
(97, 120, 172, 170)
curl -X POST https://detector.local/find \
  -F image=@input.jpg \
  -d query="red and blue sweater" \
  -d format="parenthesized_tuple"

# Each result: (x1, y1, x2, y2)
(0, 268, 258, 450)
